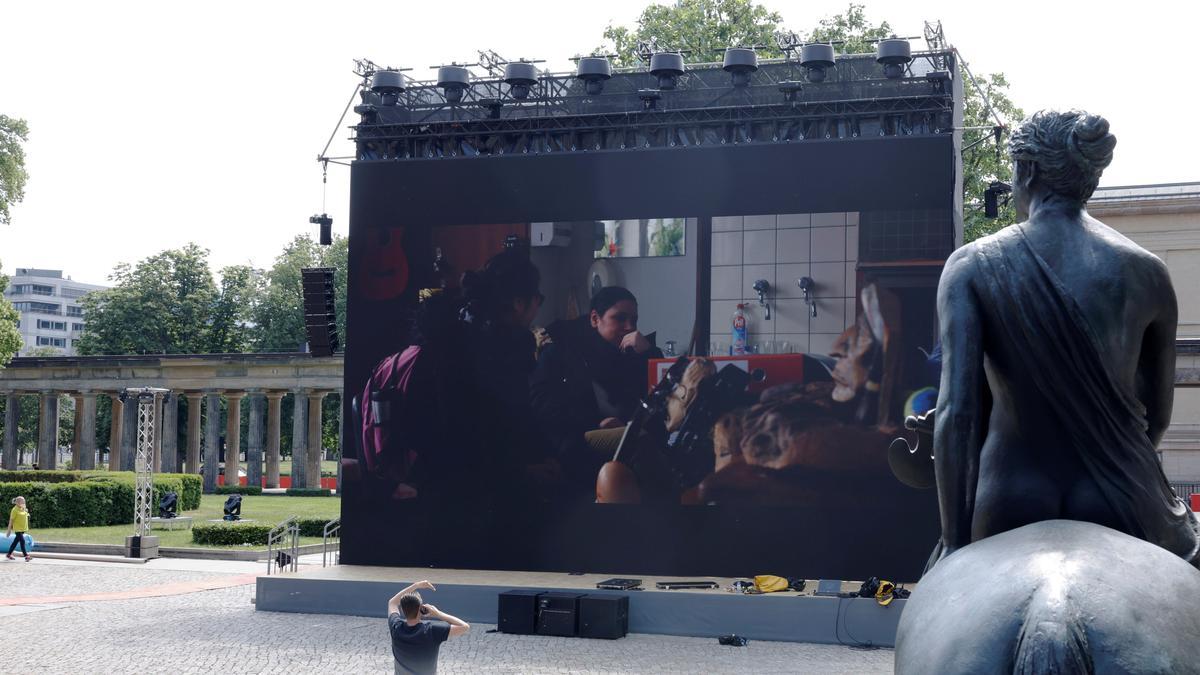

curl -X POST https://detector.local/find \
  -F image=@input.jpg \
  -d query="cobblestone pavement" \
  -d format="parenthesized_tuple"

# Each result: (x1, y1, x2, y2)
(0, 560, 894, 674)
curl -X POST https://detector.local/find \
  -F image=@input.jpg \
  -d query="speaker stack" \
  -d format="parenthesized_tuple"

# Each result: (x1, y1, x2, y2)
(301, 267, 338, 357)
(497, 590, 628, 640)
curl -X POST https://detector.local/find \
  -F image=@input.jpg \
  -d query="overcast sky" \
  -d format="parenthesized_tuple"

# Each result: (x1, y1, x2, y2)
(3, 0, 1197, 286)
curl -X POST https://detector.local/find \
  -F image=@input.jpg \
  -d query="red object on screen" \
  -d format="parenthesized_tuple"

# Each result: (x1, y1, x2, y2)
(647, 354, 807, 393)
(357, 226, 410, 301)
(1192, 493, 1199, 512)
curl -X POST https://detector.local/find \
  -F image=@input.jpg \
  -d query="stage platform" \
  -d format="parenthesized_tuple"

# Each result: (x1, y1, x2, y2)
(255, 565, 910, 647)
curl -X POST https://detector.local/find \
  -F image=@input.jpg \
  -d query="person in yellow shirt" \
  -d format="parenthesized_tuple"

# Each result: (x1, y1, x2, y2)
(6, 496, 31, 562)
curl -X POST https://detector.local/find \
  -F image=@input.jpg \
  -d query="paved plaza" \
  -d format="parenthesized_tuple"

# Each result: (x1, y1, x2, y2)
(0, 557, 893, 674)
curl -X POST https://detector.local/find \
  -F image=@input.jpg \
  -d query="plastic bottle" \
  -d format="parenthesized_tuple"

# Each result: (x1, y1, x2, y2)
(731, 304, 748, 355)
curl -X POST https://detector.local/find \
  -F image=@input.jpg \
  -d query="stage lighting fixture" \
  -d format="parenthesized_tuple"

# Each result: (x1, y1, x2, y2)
(223, 494, 243, 521)
(637, 89, 661, 110)
(576, 56, 614, 95)
(984, 181, 1012, 218)
(477, 98, 503, 119)
(158, 491, 178, 519)
(778, 80, 803, 102)
(503, 62, 539, 100)
(309, 213, 333, 245)
(370, 70, 406, 106)
(876, 38, 913, 79)
(437, 65, 471, 104)
(722, 48, 758, 87)
(576, 56, 612, 95)
(649, 52, 685, 90)
(800, 43, 836, 83)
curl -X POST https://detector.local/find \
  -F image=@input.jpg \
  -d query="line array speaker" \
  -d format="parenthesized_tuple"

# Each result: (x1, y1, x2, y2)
(301, 267, 338, 356)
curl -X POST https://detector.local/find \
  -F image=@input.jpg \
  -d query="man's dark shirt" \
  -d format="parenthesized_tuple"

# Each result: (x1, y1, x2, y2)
(388, 614, 450, 675)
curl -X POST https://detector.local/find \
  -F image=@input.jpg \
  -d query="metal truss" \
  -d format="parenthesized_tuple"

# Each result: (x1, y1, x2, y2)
(130, 387, 169, 539)
(352, 50, 956, 162)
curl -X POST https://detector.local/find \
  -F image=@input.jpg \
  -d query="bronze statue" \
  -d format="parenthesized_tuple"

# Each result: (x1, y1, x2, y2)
(931, 110, 1198, 568)
(896, 110, 1200, 674)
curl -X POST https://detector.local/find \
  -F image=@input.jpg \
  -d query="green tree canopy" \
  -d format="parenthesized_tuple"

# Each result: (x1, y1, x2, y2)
(600, 2, 1024, 242)
(603, 0, 784, 67)
(0, 261, 22, 366)
(77, 243, 223, 355)
(0, 115, 29, 227)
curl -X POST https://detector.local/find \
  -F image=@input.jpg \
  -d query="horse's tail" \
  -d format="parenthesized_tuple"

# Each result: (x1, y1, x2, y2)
(1012, 588, 1093, 675)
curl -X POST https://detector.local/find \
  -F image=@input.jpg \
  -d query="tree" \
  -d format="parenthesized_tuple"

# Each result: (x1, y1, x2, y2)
(960, 71, 1024, 242)
(0, 115, 29, 227)
(207, 265, 264, 353)
(603, 0, 784, 67)
(599, 2, 1024, 242)
(77, 244, 220, 355)
(0, 261, 22, 366)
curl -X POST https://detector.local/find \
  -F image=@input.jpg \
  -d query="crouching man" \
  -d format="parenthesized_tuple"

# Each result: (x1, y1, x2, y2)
(387, 580, 470, 674)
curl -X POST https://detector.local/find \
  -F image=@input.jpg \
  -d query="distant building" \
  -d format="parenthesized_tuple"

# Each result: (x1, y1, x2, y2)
(3, 268, 107, 356)
(1091, 182, 1200, 483)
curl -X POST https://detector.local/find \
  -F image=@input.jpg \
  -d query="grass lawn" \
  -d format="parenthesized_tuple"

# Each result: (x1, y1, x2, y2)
(278, 459, 339, 477)
(33, 495, 341, 550)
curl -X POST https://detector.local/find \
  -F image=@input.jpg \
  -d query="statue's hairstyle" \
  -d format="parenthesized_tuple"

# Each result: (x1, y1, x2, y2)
(1008, 110, 1117, 203)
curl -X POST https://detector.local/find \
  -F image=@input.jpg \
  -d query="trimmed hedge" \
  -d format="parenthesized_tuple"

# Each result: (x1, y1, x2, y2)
(192, 523, 273, 546)
(0, 481, 122, 528)
(214, 485, 263, 496)
(285, 487, 334, 497)
(191, 517, 338, 545)
(0, 470, 83, 484)
(0, 472, 203, 528)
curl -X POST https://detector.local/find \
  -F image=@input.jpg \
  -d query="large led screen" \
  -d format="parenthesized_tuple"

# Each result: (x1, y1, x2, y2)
(341, 137, 954, 580)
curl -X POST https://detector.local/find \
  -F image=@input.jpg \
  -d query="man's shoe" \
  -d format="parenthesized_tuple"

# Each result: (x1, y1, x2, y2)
(23, 556, 31, 562)
(4, 554, 13, 560)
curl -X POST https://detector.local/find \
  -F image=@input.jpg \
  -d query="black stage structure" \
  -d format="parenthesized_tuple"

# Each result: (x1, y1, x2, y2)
(341, 44, 963, 582)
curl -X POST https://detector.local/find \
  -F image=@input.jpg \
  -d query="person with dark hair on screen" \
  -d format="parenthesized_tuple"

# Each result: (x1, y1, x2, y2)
(531, 286, 663, 487)
(358, 247, 558, 501)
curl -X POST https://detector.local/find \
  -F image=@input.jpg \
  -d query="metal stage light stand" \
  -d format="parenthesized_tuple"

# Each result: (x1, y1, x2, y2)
(125, 387, 170, 558)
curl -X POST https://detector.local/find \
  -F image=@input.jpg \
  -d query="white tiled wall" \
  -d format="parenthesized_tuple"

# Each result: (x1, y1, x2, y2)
(709, 212, 859, 356)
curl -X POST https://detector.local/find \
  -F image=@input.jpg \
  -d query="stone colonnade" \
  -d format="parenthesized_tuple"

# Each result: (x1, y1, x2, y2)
(0, 389, 339, 493)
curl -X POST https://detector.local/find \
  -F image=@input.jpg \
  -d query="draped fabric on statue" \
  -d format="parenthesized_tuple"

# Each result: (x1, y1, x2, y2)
(972, 227, 1200, 567)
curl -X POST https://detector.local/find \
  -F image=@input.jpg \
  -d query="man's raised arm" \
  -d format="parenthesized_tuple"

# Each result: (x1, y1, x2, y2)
(386, 580, 435, 615)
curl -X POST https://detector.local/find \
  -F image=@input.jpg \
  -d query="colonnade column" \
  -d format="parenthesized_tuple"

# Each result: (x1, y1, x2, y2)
(203, 392, 221, 493)
(161, 395, 178, 474)
(72, 394, 83, 469)
(265, 392, 284, 488)
(306, 391, 327, 489)
(290, 390, 308, 489)
(119, 394, 137, 471)
(3, 393, 18, 470)
(246, 392, 264, 490)
(224, 392, 244, 488)
(108, 394, 123, 471)
(38, 391, 59, 469)
(185, 393, 203, 475)
(77, 392, 97, 470)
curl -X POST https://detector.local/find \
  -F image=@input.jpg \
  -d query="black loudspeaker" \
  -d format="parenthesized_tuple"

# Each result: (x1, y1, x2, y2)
(301, 267, 339, 356)
(497, 590, 543, 635)
(537, 592, 584, 637)
(579, 594, 629, 639)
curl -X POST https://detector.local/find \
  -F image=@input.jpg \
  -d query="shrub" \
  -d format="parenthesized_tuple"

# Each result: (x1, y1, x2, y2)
(192, 522, 274, 546)
(0, 481, 124, 528)
(285, 487, 334, 497)
(214, 485, 263, 496)
(296, 517, 339, 537)
(0, 470, 82, 484)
